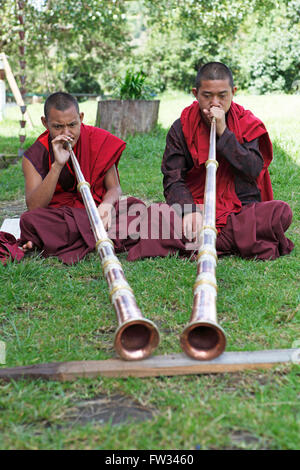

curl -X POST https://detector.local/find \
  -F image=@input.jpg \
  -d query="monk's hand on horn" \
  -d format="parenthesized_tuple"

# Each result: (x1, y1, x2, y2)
(183, 212, 203, 242)
(21, 241, 34, 253)
(203, 106, 226, 137)
(51, 135, 73, 168)
(98, 202, 113, 231)
(210, 106, 226, 137)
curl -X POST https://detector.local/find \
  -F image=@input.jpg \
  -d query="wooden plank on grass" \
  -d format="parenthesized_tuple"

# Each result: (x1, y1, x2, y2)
(0, 349, 298, 382)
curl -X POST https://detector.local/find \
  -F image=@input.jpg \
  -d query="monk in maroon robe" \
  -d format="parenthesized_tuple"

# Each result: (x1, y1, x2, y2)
(161, 62, 294, 260)
(15, 92, 185, 264)
(17, 92, 149, 264)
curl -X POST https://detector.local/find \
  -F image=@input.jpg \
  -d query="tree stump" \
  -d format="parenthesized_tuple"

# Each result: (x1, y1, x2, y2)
(95, 100, 160, 140)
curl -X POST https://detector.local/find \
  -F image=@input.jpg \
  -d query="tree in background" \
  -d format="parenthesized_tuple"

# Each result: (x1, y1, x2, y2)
(237, 0, 300, 93)
(0, 0, 299, 95)
(0, 0, 131, 95)
(137, 0, 300, 94)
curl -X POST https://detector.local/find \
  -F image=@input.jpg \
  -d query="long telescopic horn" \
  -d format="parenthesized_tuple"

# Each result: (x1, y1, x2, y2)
(180, 118, 226, 360)
(67, 142, 160, 361)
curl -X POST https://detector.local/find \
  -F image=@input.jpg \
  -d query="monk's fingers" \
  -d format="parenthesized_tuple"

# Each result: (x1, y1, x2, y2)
(22, 241, 34, 252)
(183, 220, 193, 241)
(210, 104, 222, 111)
(192, 229, 200, 244)
(98, 208, 112, 231)
(102, 214, 112, 231)
(210, 106, 225, 120)
(100, 212, 108, 230)
(52, 134, 73, 144)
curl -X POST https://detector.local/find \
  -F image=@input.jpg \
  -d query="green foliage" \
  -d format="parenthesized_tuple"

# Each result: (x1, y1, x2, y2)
(136, 0, 299, 93)
(237, 5, 300, 94)
(0, 0, 299, 95)
(0, 0, 131, 94)
(64, 61, 102, 101)
(116, 69, 155, 100)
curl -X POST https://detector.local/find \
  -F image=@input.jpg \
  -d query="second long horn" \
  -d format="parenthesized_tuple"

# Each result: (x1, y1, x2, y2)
(180, 118, 226, 360)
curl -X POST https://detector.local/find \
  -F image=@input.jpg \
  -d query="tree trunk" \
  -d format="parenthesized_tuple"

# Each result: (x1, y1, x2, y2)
(95, 100, 160, 140)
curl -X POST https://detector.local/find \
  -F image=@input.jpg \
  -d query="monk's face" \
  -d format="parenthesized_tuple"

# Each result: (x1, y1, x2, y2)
(192, 79, 236, 123)
(41, 105, 84, 148)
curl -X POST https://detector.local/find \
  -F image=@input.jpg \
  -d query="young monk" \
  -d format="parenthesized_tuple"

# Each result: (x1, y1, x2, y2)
(161, 62, 294, 260)
(19, 92, 143, 263)
(22, 92, 122, 230)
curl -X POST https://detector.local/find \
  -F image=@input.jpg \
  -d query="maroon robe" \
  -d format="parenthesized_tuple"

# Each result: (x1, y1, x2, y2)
(0, 232, 24, 266)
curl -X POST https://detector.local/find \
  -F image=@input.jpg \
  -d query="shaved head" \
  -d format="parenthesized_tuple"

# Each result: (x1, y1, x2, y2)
(44, 92, 79, 120)
(195, 62, 234, 90)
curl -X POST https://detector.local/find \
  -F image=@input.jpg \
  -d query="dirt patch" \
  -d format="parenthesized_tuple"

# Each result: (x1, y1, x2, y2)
(0, 199, 26, 225)
(64, 393, 156, 427)
(230, 430, 261, 448)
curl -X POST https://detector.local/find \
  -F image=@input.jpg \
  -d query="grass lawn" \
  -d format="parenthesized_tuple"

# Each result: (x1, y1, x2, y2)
(0, 92, 299, 450)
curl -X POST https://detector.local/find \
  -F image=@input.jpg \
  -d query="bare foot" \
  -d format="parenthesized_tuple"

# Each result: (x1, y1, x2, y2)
(22, 241, 34, 252)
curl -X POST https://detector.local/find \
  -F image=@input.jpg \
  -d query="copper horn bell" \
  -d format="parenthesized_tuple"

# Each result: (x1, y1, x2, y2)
(180, 118, 226, 360)
(67, 142, 160, 361)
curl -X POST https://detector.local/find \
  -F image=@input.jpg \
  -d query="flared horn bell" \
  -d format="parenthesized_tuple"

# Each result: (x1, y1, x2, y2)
(180, 320, 226, 360)
(114, 318, 160, 361)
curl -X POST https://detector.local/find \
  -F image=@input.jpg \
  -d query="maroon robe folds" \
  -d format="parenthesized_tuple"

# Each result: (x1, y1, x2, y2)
(216, 200, 294, 259)
(0, 232, 24, 265)
(19, 197, 148, 265)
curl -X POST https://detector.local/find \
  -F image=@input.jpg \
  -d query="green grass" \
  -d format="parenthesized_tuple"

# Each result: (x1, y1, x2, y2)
(0, 93, 299, 450)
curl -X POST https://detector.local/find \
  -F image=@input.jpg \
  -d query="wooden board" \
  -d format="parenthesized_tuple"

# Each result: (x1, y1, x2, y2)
(0, 349, 298, 382)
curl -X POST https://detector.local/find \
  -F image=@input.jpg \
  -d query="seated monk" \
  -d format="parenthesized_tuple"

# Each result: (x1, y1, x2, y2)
(18, 92, 144, 263)
(161, 62, 294, 260)
(18, 92, 186, 264)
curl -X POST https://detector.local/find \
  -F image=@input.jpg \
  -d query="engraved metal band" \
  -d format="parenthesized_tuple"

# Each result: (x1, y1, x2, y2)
(109, 285, 133, 300)
(205, 160, 219, 168)
(196, 249, 218, 262)
(102, 258, 122, 271)
(193, 279, 218, 292)
(95, 238, 114, 250)
(77, 181, 90, 191)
